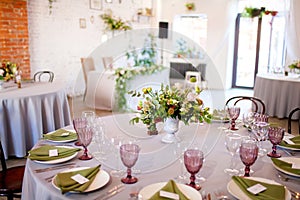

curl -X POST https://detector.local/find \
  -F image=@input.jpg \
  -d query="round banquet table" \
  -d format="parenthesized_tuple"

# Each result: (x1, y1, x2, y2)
(0, 81, 71, 159)
(21, 113, 300, 200)
(253, 73, 300, 119)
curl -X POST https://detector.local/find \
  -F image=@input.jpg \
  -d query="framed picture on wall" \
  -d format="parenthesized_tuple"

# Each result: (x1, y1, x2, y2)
(90, 0, 102, 10)
(79, 18, 86, 29)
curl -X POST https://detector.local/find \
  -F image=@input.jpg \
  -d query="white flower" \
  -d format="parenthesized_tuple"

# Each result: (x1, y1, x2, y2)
(0, 69, 4, 76)
(120, 70, 125, 75)
(187, 92, 197, 101)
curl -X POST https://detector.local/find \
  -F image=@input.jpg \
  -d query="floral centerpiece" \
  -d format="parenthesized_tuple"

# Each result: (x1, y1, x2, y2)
(128, 84, 212, 135)
(288, 60, 300, 70)
(0, 60, 17, 81)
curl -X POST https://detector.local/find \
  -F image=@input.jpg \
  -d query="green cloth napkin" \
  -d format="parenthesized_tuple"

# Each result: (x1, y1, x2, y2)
(43, 129, 77, 141)
(279, 135, 300, 149)
(55, 165, 100, 194)
(232, 176, 285, 200)
(28, 145, 81, 161)
(271, 158, 300, 175)
(149, 180, 190, 200)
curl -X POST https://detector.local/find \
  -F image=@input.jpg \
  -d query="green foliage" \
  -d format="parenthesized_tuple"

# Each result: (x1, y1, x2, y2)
(100, 14, 132, 31)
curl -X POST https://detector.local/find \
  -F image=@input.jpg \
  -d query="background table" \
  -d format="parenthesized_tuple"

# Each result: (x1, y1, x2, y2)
(0, 81, 71, 159)
(22, 114, 299, 200)
(254, 73, 300, 119)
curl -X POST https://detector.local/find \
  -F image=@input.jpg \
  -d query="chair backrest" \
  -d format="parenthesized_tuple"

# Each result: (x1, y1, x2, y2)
(0, 140, 7, 171)
(102, 57, 113, 69)
(33, 71, 54, 82)
(288, 107, 300, 134)
(225, 96, 266, 115)
(81, 57, 95, 84)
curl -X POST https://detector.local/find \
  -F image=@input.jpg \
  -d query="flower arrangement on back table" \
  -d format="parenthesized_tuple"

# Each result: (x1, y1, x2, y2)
(128, 84, 212, 134)
(0, 60, 17, 81)
(288, 60, 300, 70)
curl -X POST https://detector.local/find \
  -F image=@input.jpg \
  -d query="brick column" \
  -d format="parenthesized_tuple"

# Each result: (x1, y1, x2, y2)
(0, 0, 30, 79)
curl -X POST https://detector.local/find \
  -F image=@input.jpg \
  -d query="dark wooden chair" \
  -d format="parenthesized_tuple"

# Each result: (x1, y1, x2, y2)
(288, 107, 300, 135)
(0, 140, 25, 200)
(225, 96, 266, 114)
(33, 71, 54, 82)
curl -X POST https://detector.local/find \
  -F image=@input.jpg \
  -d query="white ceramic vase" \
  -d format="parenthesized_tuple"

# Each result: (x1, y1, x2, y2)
(161, 117, 179, 143)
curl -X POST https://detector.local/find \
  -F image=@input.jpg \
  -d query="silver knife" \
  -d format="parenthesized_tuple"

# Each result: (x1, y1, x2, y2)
(34, 162, 76, 173)
(95, 184, 125, 200)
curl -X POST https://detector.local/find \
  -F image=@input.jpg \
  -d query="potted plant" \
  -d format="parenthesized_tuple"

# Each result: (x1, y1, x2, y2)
(185, 3, 195, 11)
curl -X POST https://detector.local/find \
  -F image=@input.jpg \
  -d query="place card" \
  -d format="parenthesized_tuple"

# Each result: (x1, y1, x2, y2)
(159, 191, 179, 200)
(292, 162, 300, 169)
(61, 132, 70, 137)
(71, 174, 89, 184)
(284, 138, 295, 145)
(247, 184, 267, 195)
(49, 149, 58, 157)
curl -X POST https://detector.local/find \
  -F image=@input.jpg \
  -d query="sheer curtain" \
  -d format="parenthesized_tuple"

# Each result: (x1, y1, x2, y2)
(285, 0, 300, 66)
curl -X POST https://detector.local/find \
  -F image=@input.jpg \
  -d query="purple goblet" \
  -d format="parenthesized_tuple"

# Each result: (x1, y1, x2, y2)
(239, 139, 258, 177)
(267, 127, 285, 158)
(120, 144, 140, 184)
(227, 106, 240, 131)
(184, 149, 204, 190)
(73, 117, 88, 146)
(77, 127, 94, 160)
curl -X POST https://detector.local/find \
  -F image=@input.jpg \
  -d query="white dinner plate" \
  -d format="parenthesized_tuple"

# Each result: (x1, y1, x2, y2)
(52, 167, 110, 193)
(31, 146, 79, 165)
(45, 129, 77, 143)
(278, 134, 300, 151)
(227, 177, 291, 200)
(272, 157, 300, 177)
(139, 182, 202, 200)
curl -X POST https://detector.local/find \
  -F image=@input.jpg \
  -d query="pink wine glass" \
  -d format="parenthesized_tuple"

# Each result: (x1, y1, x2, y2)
(227, 106, 240, 131)
(120, 144, 140, 184)
(267, 127, 285, 158)
(73, 117, 88, 146)
(184, 149, 204, 190)
(77, 127, 94, 160)
(239, 139, 258, 177)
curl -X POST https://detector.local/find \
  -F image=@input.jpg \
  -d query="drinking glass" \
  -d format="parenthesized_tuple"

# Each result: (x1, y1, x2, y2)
(227, 106, 240, 131)
(173, 141, 189, 183)
(224, 133, 242, 175)
(120, 144, 140, 184)
(239, 139, 259, 177)
(73, 117, 88, 146)
(267, 127, 285, 158)
(77, 127, 94, 160)
(82, 110, 95, 127)
(251, 121, 269, 156)
(91, 117, 107, 160)
(110, 136, 125, 177)
(242, 112, 257, 130)
(254, 113, 269, 123)
(184, 149, 204, 190)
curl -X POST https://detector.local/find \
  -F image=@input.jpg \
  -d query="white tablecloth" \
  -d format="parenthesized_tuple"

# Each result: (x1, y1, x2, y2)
(0, 81, 71, 159)
(254, 73, 300, 119)
(22, 113, 299, 200)
(84, 68, 170, 111)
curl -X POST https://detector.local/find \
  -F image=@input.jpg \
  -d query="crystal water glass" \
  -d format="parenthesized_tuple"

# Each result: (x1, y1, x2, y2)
(224, 133, 242, 175)
(227, 106, 240, 131)
(77, 127, 94, 160)
(267, 127, 285, 158)
(239, 139, 258, 177)
(120, 143, 140, 184)
(251, 121, 269, 156)
(73, 117, 88, 146)
(184, 149, 204, 190)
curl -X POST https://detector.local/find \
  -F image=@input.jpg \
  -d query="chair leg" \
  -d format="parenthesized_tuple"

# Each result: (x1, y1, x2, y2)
(7, 193, 14, 200)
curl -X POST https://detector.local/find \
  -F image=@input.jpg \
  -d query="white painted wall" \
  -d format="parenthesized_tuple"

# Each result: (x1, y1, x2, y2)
(27, 0, 237, 96)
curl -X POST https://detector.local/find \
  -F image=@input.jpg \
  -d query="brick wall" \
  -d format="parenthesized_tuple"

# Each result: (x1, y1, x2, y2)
(0, 0, 30, 79)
